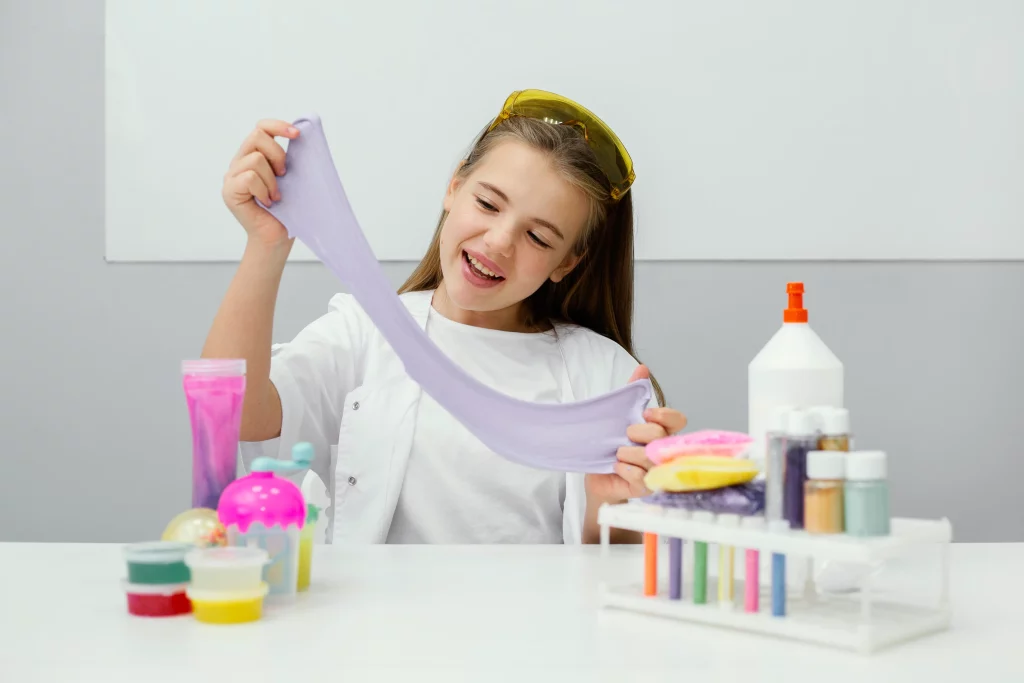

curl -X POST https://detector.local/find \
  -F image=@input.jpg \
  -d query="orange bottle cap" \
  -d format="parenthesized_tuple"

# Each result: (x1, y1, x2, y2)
(784, 282, 808, 323)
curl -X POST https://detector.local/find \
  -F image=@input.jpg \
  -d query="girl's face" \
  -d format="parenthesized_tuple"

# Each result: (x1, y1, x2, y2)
(437, 139, 590, 329)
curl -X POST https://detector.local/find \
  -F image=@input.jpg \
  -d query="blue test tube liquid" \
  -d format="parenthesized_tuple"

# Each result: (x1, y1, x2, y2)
(771, 553, 786, 616)
(767, 519, 790, 617)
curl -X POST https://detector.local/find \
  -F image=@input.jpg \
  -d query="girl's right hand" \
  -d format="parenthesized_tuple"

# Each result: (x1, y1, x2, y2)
(221, 119, 301, 248)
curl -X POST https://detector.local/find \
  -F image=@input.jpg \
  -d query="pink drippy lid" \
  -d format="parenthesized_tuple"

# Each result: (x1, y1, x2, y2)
(217, 443, 310, 533)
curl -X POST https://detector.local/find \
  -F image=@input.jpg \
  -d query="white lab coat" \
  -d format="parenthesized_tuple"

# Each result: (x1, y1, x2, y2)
(240, 289, 645, 544)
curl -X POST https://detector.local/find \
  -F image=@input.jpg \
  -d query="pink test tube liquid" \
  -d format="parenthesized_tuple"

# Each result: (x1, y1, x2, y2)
(183, 359, 246, 510)
(745, 548, 760, 612)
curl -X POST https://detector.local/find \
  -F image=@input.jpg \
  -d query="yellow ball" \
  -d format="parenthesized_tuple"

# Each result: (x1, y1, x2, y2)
(162, 508, 227, 548)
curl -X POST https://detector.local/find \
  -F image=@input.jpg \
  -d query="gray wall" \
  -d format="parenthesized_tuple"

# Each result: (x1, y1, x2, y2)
(2, 0, 1020, 542)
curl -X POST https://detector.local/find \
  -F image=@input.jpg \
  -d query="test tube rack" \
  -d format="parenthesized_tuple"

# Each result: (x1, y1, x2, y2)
(597, 502, 952, 654)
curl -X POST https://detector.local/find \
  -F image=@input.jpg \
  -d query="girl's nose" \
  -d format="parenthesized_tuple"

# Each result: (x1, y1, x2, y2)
(483, 223, 515, 258)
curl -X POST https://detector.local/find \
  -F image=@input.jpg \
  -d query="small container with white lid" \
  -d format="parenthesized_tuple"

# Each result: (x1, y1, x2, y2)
(184, 546, 268, 592)
(804, 450, 845, 534)
(843, 451, 890, 536)
(818, 408, 851, 452)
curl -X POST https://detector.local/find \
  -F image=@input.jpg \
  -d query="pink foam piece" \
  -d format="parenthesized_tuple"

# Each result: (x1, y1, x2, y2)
(645, 430, 754, 465)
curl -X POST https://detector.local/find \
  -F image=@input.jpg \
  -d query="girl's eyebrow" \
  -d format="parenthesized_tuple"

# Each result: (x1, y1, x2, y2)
(477, 181, 565, 241)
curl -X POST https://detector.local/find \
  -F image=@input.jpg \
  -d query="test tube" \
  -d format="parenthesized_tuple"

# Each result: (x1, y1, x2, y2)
(694, 543, 708, 604)
(669, 538, 683, 600)
(644, 532, 658, 596)
(765, 406, 792, 524)
(769, 519, 789, 617)
(742, 516, 765, 612)
(784, 410, 818, 530)
(667, 509, 688, 601)
(691, 511, 713, 604)
(717, 514, 739, 607)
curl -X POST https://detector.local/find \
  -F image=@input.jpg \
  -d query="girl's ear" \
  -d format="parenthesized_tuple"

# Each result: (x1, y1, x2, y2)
(549, 250, 583, 283)
(443, 162, 467, 212)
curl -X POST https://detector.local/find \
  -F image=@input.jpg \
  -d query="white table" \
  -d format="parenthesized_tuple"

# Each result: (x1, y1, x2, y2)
(0, 543, 1020, 682)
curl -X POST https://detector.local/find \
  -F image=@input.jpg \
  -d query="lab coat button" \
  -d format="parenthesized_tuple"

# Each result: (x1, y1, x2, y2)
(352, 401, 360, 410)
(348, 476, 357, 486)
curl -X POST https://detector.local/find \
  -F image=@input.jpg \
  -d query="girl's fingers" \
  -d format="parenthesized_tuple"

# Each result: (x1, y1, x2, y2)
(642, 407, 688, 435)
(255, 118, 300, 140)
(616, 445, 654, 471)
(627, 364, 650, 384)
(614, 462, 650, 497)
(627, 421, 668, 445)
(234, 169, 271, 207)
(233, 151, 279, 201)
(249, 129, 289, 176)
(232, 120, 298, 172)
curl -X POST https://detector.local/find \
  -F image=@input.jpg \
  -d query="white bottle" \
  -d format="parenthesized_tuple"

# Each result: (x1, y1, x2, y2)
(748, 282, 843, 462)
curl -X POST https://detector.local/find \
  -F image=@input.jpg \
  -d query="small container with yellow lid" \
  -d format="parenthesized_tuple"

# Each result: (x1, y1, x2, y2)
(184, 546, 271, 624)
(187, 583, 270, 624)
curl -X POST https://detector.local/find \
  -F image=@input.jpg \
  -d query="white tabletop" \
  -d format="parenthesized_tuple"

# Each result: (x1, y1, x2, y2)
(0, 543, 1019, 682)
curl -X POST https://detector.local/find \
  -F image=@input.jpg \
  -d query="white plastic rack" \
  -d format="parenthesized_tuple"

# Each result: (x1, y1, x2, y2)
(597, 502, 952, 653)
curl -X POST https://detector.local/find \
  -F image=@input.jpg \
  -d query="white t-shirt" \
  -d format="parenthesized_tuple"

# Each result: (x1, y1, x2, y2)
(386, 304, 570, 544)
(240, 289, 650, 545)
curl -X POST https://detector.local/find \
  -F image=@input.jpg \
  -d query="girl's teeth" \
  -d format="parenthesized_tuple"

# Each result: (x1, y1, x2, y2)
(469, 256, 497, 278)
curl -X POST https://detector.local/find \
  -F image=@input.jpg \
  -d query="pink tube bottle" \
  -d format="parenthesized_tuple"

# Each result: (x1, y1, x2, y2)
(183, 359, 246, 510)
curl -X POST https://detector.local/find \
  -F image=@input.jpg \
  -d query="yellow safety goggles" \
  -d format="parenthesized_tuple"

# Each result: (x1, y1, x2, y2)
(486, 89, 635, 202)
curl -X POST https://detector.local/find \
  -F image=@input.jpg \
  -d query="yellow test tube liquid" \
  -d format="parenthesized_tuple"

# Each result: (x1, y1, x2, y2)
(297, 504, 318, 591)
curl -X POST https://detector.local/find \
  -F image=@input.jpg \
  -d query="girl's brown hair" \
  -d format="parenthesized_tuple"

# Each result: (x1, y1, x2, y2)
(399, 116, 665, 406)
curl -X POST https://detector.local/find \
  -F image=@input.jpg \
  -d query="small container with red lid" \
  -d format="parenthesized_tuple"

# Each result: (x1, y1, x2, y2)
(122, 581, 192, 617)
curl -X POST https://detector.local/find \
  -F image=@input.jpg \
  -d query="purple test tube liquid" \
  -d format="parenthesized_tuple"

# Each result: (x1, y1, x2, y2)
(782, 410, 818, 530)
(183, 359, 246, 510)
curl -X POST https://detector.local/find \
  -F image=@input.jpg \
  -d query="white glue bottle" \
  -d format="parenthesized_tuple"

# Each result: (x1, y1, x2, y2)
(748, 282, 843, 463)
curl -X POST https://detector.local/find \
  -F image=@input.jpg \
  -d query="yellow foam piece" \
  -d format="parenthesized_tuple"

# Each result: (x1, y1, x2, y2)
(644, 456, 759, 492)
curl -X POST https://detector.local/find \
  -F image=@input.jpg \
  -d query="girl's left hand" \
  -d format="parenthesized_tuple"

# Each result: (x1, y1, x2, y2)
(584, 365, 687, 502)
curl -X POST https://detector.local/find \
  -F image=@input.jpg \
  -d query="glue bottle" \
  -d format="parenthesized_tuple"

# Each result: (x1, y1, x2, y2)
(748, 282, 843, 462)
(217, 442, 311, 599)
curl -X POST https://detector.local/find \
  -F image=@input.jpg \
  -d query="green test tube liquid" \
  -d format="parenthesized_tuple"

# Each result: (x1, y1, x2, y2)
(694, 541, 708, 604)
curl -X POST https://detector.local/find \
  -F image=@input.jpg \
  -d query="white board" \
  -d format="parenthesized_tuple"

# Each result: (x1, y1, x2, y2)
(105, 0, 1024, 262)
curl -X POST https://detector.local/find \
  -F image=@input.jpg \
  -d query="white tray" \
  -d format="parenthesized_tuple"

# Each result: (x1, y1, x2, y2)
(597, 502, 952, 653)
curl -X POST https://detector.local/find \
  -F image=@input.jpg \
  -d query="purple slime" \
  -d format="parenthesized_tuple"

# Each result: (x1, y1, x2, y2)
(262, 115, 653, 474)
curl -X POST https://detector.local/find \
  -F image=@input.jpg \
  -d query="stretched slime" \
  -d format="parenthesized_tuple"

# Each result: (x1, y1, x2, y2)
(262, 115, 653, 474)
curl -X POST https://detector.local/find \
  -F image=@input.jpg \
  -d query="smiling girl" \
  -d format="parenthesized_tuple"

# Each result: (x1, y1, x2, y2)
(203, 90, 687, 544)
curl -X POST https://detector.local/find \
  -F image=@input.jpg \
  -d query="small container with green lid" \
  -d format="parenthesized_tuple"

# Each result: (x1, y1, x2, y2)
(123, 541, 193, 585)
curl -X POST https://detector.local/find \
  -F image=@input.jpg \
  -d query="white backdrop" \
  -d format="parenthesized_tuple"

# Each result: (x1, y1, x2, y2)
(105, 0, 1024, 262)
